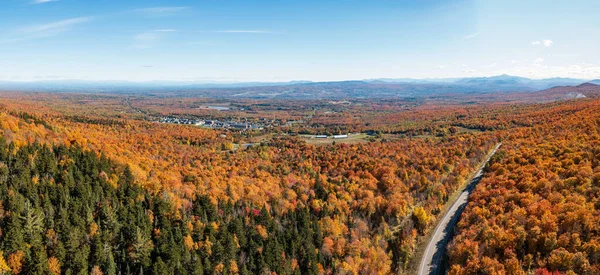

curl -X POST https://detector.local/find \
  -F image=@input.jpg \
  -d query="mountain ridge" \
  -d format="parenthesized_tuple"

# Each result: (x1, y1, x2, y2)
(0, 75, 596, 99)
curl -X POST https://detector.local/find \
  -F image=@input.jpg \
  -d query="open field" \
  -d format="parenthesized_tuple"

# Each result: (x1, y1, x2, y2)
(300, 133, 370, 145)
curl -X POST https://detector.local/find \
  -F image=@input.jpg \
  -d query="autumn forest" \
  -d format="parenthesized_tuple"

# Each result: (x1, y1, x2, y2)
(0, 83, 598, 275)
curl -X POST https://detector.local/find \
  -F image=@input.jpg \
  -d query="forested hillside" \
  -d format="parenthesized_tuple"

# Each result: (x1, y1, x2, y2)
(1, 88, 597, 274)
(448, 100, 600, 274)
(0, 139, 328, 274)
(0, 98, 496, 274)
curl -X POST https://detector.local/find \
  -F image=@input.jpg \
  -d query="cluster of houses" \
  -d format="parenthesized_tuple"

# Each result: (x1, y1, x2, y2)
(158, 117, 264, 130)
(158, 117, 201, 125)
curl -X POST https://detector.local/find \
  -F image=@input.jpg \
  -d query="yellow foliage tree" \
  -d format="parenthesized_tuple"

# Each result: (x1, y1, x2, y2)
(413, 207, 431, 233)
(7, 251, 24, 275)
(89, 222, 99, 238)
(256, 225, 268, 240)
(0, 251, 11, 275)
(184, 234, 195, 251)
(229, 260, 239, 274)
(48, 257, 61, 275)
(90, 265, 103, 275)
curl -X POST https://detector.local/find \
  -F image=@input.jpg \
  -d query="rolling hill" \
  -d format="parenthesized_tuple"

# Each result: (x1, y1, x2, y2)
(0, 75, 593, 99)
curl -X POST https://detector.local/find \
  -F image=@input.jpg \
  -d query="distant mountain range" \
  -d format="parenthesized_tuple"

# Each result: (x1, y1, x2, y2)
(520, 82, 600, 102)
(0, 75, 597, 99)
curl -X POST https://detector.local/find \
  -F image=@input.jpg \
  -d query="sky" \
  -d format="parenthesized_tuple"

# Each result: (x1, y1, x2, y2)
(0, 0, 599, 82)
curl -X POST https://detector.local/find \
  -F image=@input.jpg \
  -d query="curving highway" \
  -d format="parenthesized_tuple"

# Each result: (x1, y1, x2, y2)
(417, 143, 501, 275)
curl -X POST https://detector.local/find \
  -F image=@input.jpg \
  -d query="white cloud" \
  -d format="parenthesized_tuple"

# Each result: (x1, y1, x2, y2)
(134, 32, 159, 41)
(154, 29, 178, 32)
(132, 29, 178, 48)
(135, 7, 188, 16)
(507, 63, 600, 79)
(463, 32, 479, 40)
(532, 39, 553, 47)
(1, 17, 91, 43)
(488, 63, 497, 68)
(19, 17, 91, 34)
(533, 58, 545, 66)
(188, 41, 216, 46)
(213, 30, 279, 34)
(133, 32, 160, 48)
(32, 0, 58, 4)
(436, 65, 445, 69)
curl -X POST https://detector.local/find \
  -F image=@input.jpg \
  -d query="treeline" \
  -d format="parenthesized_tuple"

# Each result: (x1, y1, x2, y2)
(65, 115, 126, 127)
(8, 111, 52, 130)
(0, 138, 327, 274)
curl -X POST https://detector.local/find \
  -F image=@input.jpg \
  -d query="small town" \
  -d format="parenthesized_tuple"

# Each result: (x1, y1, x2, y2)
(157, 117, 265, 130)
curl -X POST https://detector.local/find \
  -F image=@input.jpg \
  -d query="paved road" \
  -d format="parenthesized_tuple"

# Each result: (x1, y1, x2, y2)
(417, 143, 501, 275)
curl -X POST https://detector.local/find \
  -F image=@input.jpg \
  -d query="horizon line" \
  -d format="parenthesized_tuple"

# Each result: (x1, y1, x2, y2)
(0, 74, 596, 84)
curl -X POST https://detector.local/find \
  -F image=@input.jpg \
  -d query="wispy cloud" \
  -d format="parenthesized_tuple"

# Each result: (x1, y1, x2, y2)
(532, 39, 553, 47)
(436, 65, 445, 69)
(135, 7, 188, 16)
(32, 0, 58, 4)
(154, 29, 179, 32)
(463, 32, 479, 40)
(188, 41, 217, 46)
(132, 29, 178, 49)
(2, 17, 91, 43)
(19, 17, 91, 34)
(507, 63, 600, 79)
(133, 32, 160, 49)
(212, 30, 280, 34)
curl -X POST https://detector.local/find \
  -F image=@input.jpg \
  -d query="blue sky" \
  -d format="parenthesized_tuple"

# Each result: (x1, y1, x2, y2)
(0, 0, 599, 82)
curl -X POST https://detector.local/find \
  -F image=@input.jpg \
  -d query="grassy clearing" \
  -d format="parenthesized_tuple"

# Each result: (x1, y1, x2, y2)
(301, 133, 370, 145)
